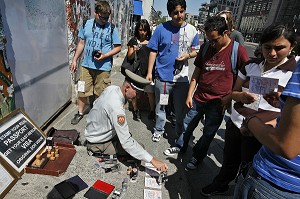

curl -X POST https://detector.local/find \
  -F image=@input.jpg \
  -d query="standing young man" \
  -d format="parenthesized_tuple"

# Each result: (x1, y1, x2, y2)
(164, 16, 249, 170)
(70, 1, 121, 125)
(146, 0, 199, 142)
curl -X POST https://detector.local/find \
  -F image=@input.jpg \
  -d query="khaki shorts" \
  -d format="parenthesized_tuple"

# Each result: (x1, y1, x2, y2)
(78, 66, 111, 97)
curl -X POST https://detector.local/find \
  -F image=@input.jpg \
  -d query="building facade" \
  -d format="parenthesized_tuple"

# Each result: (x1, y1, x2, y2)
(239, 0, 300, 42)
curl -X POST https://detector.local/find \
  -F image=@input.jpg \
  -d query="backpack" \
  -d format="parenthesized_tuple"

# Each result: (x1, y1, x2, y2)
(201, 41, 239, 75)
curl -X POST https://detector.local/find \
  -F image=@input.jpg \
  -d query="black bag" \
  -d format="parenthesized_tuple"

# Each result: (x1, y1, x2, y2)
(120, 53, 141, 76)
(46, 127, 80, 145)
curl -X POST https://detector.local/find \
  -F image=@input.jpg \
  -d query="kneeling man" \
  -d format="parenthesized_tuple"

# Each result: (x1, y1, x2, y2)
(85, 69, 168, 171)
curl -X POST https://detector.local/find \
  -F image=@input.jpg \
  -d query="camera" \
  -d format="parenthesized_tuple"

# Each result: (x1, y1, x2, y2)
(92, 50, 101, 58)
(174, 60, 184, 75)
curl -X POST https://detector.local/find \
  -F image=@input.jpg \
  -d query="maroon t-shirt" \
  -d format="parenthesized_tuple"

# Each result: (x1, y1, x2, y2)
(193, 41, 249, 102)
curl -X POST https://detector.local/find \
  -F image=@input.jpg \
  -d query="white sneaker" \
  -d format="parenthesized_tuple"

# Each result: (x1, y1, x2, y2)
(152, 133, 161, 142)
(164, 147, 180, 156)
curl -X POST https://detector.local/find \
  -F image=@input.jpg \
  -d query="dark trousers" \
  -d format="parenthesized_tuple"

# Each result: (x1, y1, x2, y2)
(213, 119, 262, 187)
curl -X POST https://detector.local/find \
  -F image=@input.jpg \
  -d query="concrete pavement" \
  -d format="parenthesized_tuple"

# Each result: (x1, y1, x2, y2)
(4, 53, 237, 199)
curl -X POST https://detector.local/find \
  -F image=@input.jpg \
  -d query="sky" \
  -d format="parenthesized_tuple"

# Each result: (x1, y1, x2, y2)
(153, 0, 208, 16)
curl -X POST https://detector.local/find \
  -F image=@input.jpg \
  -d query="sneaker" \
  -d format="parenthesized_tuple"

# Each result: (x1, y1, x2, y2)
(200, 183, 229, 197)
(185, 157, 201, 170)
(71, 112, 83, 125)
(152, 133, 161, 142)
(164, 147, 180, 156)
(133, 110, 141, 121)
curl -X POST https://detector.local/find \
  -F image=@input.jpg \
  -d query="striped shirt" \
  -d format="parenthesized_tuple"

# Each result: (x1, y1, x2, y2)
(253, 62, 300, 193)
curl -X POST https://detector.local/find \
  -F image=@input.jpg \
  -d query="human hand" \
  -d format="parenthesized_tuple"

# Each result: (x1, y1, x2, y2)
(221, 94, 232, 114)
(240, 116, 256, 137)
(264, 92, 281, 108)
(186, 96, 193, 108)
(239, 126, 253, 137)
(70, 60, 77, 73)
(151, 157, 168, 172)
(133, 45, 140, 51)
(146, 73, 152, 82)
(240, 92, 256, 104)
(176, 53, 189, 61)
(93, 51, 106, 62)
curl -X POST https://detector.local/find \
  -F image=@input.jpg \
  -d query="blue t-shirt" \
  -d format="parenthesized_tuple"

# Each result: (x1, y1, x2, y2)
(253, 62, 300, 193)
(79, 19, 121, 71)
(147, 21, 199, 82)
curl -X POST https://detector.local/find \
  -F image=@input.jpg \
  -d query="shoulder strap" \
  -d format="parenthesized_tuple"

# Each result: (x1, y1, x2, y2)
(202, 42, 210, 58)
(110, 24, 115, 47)
(231, 41, 239, 75)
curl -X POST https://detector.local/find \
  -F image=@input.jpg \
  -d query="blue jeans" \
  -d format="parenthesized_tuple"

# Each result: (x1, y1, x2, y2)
(154, 79, 189, 136)
(176, 98, 224, 160)
(234, 167, 300, 199)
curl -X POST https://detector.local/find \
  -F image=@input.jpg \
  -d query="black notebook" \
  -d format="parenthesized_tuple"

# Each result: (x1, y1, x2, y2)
(54, 175, 88, 199)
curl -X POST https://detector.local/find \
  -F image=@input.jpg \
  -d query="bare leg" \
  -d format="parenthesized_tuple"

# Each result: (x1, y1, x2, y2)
(78, 96, 87, 114)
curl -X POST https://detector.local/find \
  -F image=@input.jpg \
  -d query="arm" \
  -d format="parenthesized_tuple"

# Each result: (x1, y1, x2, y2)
(186, 66, 201, 108)
(70, 38, 85, 72)
(126, 38, 137, 60)
(146, 50, 157, 81)
(231, 76, 256, 104)
(247, 96, 300, 159)
(176, 47, 198, 62)
(127, 45, 135, 60)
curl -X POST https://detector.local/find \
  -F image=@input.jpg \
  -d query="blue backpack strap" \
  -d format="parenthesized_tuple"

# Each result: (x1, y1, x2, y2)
(231, 41, 239, 75)
(202, 42, 210, 58)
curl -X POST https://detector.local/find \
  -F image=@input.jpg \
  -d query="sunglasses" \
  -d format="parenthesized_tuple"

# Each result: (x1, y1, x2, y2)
(208, 37, 221, 43)
(98, 14, 109, 20)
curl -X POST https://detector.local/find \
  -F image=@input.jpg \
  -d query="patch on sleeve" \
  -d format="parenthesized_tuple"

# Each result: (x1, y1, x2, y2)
(117, 115, 126, 126)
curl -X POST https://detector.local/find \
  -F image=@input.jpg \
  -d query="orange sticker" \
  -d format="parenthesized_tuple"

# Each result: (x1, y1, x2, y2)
(117, 115, 125, 126)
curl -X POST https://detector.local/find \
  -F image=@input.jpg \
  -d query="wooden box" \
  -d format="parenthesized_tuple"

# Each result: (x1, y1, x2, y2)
(25, 143, 76, 176)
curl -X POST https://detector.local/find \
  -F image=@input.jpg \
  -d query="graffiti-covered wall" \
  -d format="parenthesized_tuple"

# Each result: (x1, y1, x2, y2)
(0, 14, 15, 119)
(0, 0, 70, 126)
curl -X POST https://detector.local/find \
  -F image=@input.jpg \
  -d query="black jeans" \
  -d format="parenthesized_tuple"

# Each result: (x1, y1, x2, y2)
(212, 119, 262, 187)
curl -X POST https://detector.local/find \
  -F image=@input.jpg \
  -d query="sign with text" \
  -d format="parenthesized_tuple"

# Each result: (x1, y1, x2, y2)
(249, 76, 279, 95)
(0, 110, 46, 173)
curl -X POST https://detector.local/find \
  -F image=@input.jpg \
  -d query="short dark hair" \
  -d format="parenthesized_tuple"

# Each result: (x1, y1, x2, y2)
(95, 1, 111, 15)
(134, 19, 152, 40)
(260, 24, 296, 45)
(167, 0, 186, 16)
(204, 16, 228, 35)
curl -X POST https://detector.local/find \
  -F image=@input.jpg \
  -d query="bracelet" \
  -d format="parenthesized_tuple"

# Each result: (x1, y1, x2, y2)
(241, 115, 257, 131)
(188, 53, 191, 59)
